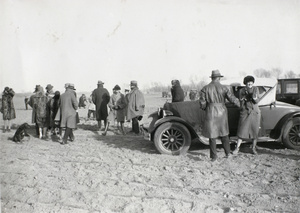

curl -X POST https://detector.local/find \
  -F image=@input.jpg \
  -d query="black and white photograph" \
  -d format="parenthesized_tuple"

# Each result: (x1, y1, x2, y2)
(1, 0, 299, 212)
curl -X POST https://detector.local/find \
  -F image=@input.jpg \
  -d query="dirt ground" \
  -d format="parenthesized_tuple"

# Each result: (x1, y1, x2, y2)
(1, 94, 300, 213)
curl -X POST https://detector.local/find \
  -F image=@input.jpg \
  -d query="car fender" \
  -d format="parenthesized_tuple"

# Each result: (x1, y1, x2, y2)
(270, 112, 300, 140)
(150, 116, 199, 140)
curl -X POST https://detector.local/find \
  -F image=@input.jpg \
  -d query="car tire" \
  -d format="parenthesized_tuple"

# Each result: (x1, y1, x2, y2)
(282, 117, 300, 150)
(154, 122, 191, 155)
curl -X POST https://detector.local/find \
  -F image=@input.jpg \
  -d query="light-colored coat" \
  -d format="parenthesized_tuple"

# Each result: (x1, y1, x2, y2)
(55, 89, 78, 129)
(237, 86, 261, 139)
(108, 92, 127, 122)
(126, 87, 145, 120)
(199, 81, 240, 138)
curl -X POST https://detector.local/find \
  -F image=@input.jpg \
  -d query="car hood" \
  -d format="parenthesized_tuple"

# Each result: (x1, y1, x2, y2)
(275, 101, 300, 110)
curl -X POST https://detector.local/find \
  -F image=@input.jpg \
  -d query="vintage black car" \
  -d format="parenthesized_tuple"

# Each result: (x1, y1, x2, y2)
(142, 78, 300, 155)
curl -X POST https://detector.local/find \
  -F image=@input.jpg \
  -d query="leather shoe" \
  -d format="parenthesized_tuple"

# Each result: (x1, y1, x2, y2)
(211, 157, 217, 162)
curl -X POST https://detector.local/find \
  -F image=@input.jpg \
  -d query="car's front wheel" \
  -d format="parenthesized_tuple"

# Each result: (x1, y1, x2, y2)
(154, 122, 191, 155)
(282, 117, 300, 150)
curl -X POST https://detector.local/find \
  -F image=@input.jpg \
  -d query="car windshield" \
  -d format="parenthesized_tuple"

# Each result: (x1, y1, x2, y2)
(222, 77, 277, 106)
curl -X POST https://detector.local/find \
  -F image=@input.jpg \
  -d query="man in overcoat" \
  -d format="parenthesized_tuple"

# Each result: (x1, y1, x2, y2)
(28, 85, 41, 136)
(55, 83, 78, 144)
(127, 80, 145, 134)
(199, 70, 240, 161)
(92, 80, 110, 131)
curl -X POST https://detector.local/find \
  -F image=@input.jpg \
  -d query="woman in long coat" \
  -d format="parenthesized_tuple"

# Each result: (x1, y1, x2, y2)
(33, 86, 48, 139)
(103, 85, 127, 135)
(55, 84, 78, 144)
(233, 76, 261, 155)
(1, 87, 16, 132)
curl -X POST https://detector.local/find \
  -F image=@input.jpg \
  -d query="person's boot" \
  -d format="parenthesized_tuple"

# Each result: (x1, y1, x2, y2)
(97, 121, 101, 131)
(62, 128, 71, 144)
(252, 140, 258, 155)
(232, 146, 240, 155)
(69, 130, 75, 142)
(42, 128, 48, 140)
(120, 123, 125, 135)
(102, 122, 109, 136)
(39, 128, 43, 139)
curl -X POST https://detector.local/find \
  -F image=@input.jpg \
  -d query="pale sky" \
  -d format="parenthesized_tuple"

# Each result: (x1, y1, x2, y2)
(1, 0, 300, 93)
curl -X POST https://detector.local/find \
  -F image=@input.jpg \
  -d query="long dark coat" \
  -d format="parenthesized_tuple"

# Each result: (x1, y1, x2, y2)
(199, 81, 240, 138)
(237, 86, 261, 139)
(55, 89, 78, 129)
(28, 94, 37, 124)
(1, 89, 16, 120)
(92, 85, 110, 121)
(171, 84, 185, 102)
(127, 87, 145, 120)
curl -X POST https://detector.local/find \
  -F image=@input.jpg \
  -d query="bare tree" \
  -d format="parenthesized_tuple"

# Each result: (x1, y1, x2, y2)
(253, 69, 272, 78)
(284, 70, 299, 78)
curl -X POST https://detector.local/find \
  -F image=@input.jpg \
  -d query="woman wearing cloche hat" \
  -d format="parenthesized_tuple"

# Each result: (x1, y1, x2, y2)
(233, 75, 261, 155)
(103, 84, 127, 136)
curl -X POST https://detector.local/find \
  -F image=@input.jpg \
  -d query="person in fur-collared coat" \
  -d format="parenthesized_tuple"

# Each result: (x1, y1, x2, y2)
(171, 80, 185, 102)
(1, 87, 16, 132)
(126, 80, 145, 134)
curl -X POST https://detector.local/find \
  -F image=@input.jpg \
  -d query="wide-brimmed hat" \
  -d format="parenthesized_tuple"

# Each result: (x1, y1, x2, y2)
(97, 80, 104, 85)
(130, 80, 138, 86)
(68, 83, 76, 90)
(113, 85, 121, 91)
(34, 85, 41, 92)
(209, 70, 224, 78)
(243, 75, 255, 85)
(45, 84, 53, 91)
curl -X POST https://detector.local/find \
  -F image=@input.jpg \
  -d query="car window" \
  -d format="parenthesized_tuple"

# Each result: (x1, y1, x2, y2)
(285, 81, 298, 93)
(226, 85, 271, 102)
(276, 83, 281, 94)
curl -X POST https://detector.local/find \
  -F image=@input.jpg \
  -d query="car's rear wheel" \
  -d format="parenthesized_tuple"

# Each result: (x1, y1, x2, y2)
(282, 117, 300, 150)
(154, 122, 191, 155)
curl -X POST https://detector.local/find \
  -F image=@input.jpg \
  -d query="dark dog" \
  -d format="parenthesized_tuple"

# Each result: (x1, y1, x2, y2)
(12, 123, 31, 142)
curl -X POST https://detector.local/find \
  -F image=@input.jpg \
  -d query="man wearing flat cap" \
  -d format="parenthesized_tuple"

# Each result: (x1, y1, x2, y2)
(127, 80, 145, 134)
(92, 80, 110, 131)
(199, 70, 240, 162)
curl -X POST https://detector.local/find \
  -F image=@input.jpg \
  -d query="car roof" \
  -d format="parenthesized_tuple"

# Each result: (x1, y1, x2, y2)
(221, 77, 277, 87)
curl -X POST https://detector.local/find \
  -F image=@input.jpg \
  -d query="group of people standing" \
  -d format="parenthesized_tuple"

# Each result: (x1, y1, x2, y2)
(2, 72, 261, 161)
(24, 80, 145, 145)
(91, 80, 145, 136)
(200, 70, 261, 161)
